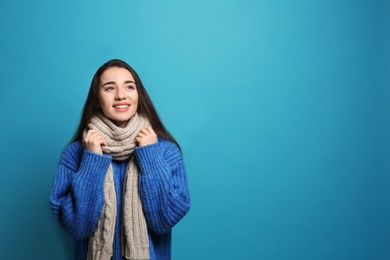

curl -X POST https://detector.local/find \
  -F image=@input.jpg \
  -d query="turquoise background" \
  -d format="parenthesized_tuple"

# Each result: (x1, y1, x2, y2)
(0, 0, 389, 259)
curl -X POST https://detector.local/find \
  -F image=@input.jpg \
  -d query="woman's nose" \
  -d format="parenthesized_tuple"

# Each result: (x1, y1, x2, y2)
(115, 88, 126, 100)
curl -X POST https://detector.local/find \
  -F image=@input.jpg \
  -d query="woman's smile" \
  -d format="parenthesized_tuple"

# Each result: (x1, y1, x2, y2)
(113, 103, 130, 112)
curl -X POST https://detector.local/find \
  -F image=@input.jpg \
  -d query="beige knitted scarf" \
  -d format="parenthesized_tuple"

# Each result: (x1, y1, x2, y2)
(85, 112, 150, 260)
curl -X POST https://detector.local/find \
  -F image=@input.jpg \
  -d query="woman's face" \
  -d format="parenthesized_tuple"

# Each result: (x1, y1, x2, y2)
(98, 67, 139, 128)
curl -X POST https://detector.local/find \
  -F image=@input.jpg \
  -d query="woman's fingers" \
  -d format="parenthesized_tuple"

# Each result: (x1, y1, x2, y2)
(83, 130, 107, 154)
(136, 127, 157, 147)
(83, 127, 157, 151)
(138, 127, 154, 136)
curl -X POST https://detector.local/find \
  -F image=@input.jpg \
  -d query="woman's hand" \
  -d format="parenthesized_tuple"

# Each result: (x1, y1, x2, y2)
(83, 130, 108, 154)
(136, 127, 158, 147)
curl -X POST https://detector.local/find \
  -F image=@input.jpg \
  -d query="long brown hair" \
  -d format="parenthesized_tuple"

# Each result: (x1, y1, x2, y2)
(70, 59, 180, 150)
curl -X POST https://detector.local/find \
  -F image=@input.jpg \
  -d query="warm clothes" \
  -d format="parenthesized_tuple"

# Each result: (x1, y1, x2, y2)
(85, 112, 151, 260)
(50, 138, 191, 260)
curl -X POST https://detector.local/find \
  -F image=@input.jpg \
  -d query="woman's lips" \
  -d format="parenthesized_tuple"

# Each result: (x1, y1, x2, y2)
(113, 104, 130, 112)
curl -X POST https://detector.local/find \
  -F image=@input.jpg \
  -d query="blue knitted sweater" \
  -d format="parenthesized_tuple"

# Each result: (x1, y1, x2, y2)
(50, 138, 191, 260)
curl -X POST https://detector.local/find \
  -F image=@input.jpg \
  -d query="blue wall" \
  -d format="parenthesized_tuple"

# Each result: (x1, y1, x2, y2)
(0, 1, 389, 259)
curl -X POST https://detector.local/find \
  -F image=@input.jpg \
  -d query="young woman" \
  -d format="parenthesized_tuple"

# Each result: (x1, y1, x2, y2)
(50, 59, 191, 260)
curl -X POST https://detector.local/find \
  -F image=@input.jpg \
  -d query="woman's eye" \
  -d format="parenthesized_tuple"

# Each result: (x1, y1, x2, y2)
(127, 85, 135, 90)
(105, 87, 114, 91)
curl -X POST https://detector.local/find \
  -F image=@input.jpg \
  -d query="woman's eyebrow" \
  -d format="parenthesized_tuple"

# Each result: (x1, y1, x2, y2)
(101, 81, 115, 87)
(101, 80, 135, 87)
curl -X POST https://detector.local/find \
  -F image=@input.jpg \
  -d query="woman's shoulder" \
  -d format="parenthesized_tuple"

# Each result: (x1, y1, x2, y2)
(158, 138, 181, 153)
(63, 141, 83, 155)
(59, 141, 83, 169)
(157, 138, 183, 164)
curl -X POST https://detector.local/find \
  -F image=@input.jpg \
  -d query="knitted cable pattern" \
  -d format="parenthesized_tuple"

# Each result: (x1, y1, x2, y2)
(85, 112, 150, 260)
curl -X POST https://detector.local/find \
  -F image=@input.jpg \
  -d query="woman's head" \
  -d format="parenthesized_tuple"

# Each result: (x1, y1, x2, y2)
(97, 66, 139, 128)
(82, 59, 155, 124)
(71, 59, 180, 149)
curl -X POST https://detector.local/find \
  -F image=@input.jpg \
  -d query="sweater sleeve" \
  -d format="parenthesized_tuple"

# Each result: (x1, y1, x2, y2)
(135, 139, 191, 235)
(49, 142, 112, 240)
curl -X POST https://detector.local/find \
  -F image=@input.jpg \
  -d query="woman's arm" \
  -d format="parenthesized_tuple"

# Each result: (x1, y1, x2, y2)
(50, 142, 111, 239)
(135, 139, 191, 235)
